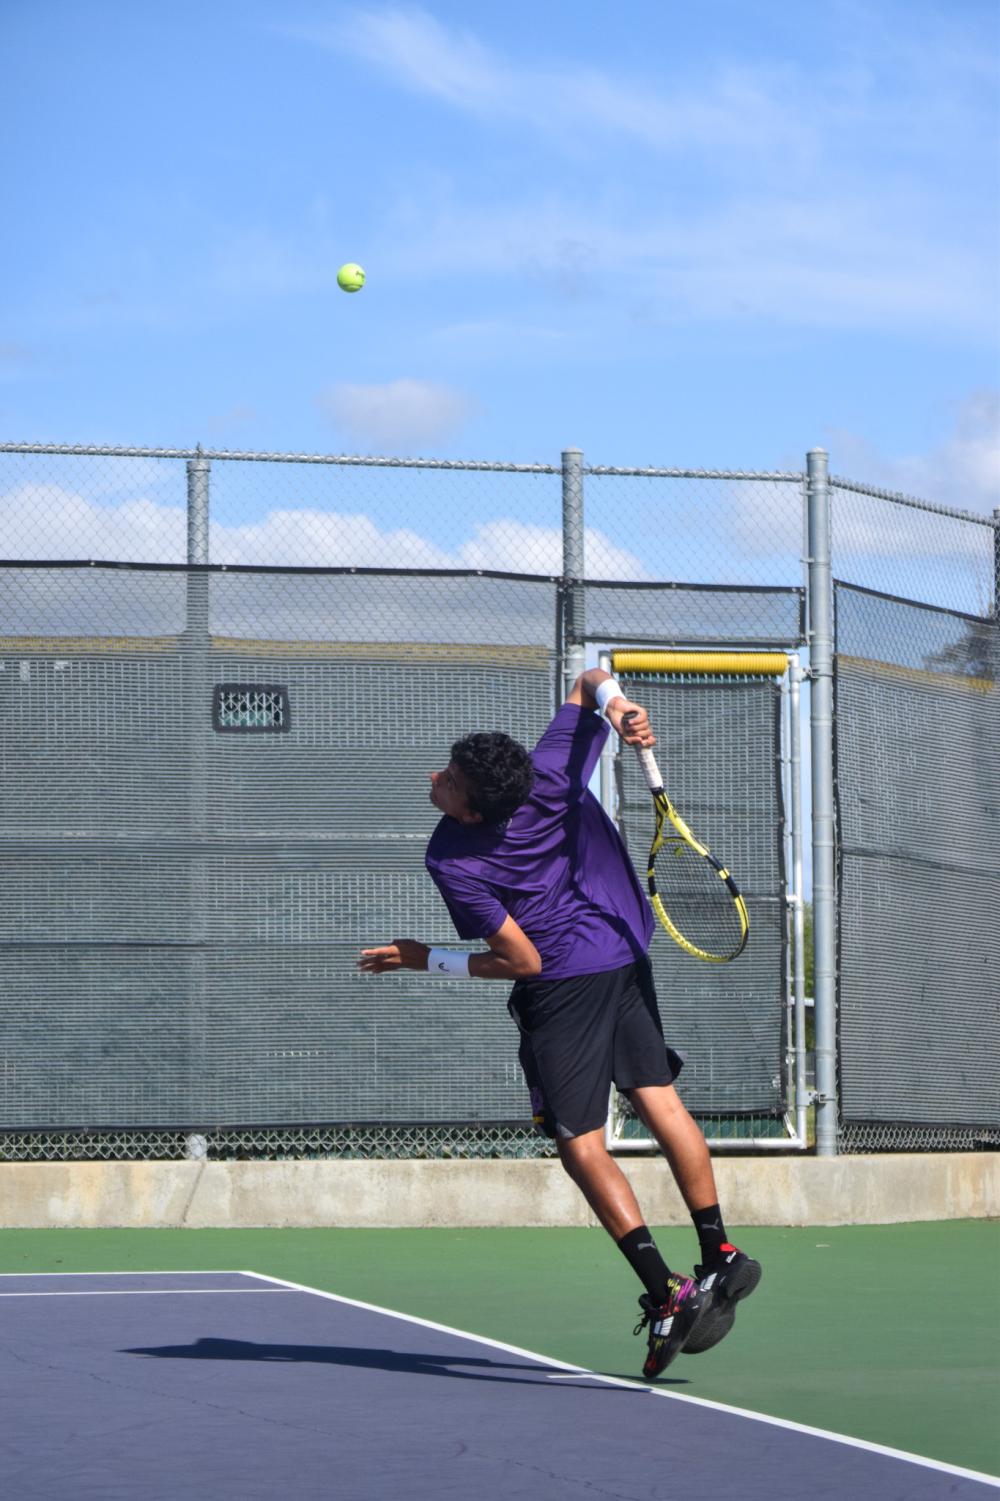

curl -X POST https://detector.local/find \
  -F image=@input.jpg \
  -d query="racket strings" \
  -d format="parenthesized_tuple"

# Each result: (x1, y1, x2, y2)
(648, 808, 748, 962)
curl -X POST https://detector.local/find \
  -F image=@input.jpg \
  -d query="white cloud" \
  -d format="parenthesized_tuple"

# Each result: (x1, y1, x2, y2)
(374, 193, 991, 334)
(282, 8, 995, 338)
(0, 483, 646, 581)
(212, 508, 453, 568)
(289, 5, 993, 182)
(325, 8, 503, 117)
(0, 485, 187, 561)
(318, 378, 477, 450)
(3, 392, 992, 621)
(289, 8, 812, 159)
(827, 391, 1000, 517)
(454, 520, 649, 580)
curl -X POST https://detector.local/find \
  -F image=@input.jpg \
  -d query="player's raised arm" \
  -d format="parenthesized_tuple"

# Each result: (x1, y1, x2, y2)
(567, 668, 656, 747)
(358, 915, 541, 980)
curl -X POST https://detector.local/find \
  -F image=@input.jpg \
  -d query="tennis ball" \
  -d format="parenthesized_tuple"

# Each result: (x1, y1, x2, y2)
(337, 262, 366, 293)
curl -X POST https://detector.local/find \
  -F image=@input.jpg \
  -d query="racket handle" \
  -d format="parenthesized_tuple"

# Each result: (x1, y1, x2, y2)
(621, 711, 664, 793)
(634, 743, 664, 794)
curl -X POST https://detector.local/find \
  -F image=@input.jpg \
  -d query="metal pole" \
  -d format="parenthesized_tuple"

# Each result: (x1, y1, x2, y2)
(984, 507, 990, 687)
(806, 448, 838, 1155)
(185, 448, 210, 1151)
(187, 446, 210, 566)
(789, 653, 808, 1143)
(561, 448, 586, 699)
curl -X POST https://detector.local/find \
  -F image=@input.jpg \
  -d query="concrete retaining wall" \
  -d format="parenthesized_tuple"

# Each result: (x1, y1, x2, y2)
(1, 1153, 997, 1229)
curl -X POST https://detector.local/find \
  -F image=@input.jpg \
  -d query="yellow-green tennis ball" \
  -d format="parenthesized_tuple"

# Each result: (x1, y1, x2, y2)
(337, 263, 365, 293)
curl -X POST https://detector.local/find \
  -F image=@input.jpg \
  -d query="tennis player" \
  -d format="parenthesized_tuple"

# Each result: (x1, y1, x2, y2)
(359, 667, 761, 1376)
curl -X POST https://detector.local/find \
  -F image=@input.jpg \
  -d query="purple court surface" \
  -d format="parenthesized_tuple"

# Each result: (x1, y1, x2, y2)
(0, 1271, 995, 1500)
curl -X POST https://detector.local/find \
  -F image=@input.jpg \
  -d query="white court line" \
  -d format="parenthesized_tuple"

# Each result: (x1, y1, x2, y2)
(0, 1288, 295, 1298)
(239, 1268, 1000, 1490)
(0, 1270, 244, 1278)
(3, 1268, 997, 1488)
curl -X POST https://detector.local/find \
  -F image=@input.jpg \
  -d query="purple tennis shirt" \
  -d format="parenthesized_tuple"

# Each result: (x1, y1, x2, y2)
(425, 703, 654, 979)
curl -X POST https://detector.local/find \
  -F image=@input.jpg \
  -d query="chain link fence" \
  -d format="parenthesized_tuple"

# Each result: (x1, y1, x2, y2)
(831, 478, 999, 1153)
(1, 442, 997, 1161)
(830, 477, 997, 617)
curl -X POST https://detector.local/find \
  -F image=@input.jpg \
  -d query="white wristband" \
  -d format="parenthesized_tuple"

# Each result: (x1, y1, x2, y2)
(427, 947, 471, 978)
(595, 678, 625, 716)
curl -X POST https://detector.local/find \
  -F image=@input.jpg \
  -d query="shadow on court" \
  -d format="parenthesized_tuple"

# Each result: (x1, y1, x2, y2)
(122, 1337, 688, 1387)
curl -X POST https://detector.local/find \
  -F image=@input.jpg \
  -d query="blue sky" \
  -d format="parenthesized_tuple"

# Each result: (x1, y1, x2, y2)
(2, 0, 998, 510)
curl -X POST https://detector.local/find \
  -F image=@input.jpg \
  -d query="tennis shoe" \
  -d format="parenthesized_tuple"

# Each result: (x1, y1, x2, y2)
(634, 1273, 709, 1379)
(682, 1244, 762, 1355)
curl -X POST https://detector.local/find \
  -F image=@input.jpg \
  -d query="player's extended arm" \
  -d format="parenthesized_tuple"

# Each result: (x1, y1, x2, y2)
(567, 668, 655, 748)
(358, 914, 542, 980)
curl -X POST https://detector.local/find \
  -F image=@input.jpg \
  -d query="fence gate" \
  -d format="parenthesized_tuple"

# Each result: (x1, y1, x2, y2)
(600, 649, 804, 1150)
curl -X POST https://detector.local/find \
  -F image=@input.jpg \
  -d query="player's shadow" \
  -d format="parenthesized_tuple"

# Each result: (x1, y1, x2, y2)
(122, 1338, 687, 1387)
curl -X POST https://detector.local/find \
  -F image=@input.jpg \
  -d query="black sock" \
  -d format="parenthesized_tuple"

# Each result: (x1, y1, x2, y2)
(691, 1203, 728, 1265)
(616, 1225, 671, 1302)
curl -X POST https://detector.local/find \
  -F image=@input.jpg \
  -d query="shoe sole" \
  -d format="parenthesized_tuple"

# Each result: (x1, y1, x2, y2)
(725, 1258, 762, 1304)
(682, 1259, 762, 1356)
(642, 1289, 710, 1378)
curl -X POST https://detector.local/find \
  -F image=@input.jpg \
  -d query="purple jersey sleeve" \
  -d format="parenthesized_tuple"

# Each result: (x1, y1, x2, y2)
(530, 703, 610, 801)
(425, 861, 509, 941)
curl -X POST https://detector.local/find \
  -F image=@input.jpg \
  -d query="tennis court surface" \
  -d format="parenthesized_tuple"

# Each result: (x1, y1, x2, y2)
(1, 1268, 996, 1500)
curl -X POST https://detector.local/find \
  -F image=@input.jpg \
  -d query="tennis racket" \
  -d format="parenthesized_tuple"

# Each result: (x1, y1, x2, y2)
(623, 712, 749, 964)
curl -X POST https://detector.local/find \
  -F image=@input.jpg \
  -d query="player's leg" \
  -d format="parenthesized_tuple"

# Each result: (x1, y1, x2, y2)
(625, 1083, 760, 1347)
(555, 1127, 644, 1239)
(510, 975, 659, 1248)
(627, 1081, 717, 1213)
(509, 965, 710, 1376)
(614, 963, 762, 1355)
(554, 1129, 675, 1298)
(554, 1125, 708, 1377)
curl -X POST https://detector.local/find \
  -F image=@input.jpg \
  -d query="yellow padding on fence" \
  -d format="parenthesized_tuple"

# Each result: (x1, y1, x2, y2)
(612, 650, 789, 676)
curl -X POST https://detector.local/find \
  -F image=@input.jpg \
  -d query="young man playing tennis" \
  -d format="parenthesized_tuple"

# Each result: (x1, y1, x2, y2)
(359, 668, 761, 1376)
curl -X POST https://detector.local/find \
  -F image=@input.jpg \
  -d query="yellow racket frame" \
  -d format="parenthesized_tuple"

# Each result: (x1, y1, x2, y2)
(645, 787, 750, 963)
(616, 661, 767, 963)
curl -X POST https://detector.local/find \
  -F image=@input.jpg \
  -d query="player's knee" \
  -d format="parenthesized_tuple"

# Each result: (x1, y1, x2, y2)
(557, 1129, 609, 1174)
(632, 1082, 684, 1119)
(555, 1141, 578, 1180)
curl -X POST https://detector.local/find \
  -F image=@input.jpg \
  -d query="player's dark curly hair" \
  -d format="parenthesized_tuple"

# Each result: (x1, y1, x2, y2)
(451, 732, 535, 826)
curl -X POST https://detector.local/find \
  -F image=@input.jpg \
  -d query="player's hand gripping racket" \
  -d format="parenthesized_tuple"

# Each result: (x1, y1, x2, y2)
(622, 712, 749, 963)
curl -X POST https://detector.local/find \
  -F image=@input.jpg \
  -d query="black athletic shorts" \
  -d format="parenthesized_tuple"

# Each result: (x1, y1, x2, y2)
(507, 959, 684, 1140)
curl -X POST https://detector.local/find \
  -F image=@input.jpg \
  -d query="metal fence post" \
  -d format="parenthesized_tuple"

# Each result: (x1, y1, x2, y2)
(185, 447, 210, 1149)
(561, 447, 586, 700)
(806, 448, 839, 1155)
(185, 446, 212, 664)
(984, 507, 990, 687)
(187, 446, 210, 566)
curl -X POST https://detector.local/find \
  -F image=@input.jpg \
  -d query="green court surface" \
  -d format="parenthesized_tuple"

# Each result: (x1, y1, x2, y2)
(2, 1219, 997, 1478)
